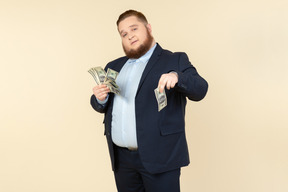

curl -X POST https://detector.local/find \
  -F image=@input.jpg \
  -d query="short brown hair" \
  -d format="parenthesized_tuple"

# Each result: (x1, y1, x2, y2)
(116, 10, 148, 26)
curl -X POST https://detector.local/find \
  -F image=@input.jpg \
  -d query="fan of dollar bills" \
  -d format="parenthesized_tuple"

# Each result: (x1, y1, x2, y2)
(88, 67, 120, 95)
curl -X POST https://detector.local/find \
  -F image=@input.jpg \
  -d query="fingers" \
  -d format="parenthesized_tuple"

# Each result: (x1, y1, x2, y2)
(93, 84, 110, 101)
(158, 72, 178, 93)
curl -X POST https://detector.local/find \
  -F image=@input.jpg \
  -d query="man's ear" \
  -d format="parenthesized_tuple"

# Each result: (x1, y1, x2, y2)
(146, 23, 152, 33)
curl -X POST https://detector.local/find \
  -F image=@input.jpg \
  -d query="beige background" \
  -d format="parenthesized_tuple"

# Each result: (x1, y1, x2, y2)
(1, 0, 287, 191)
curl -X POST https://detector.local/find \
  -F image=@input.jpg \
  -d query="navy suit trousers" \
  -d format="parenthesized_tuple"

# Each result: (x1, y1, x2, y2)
(114, 145, 181, 192)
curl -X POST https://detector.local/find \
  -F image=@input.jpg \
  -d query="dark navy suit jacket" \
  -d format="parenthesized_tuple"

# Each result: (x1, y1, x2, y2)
(90, 44, 208, 174)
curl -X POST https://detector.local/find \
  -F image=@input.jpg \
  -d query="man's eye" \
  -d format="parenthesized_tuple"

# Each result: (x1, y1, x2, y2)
(122, 34, 127, 37)
(133, 28, 137, 31)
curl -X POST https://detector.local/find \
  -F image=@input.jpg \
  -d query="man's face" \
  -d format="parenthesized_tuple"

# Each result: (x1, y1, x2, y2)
(118, 16, 154, 59)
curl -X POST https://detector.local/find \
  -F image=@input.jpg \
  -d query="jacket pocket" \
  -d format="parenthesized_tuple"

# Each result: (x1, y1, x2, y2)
(160, 125, 184, 136)
(159, 114, 185, 136)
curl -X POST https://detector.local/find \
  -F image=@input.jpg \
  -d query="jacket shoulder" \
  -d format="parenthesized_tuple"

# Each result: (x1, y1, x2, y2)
(108, 56, 127, 65)
(161, 48, 188, 58)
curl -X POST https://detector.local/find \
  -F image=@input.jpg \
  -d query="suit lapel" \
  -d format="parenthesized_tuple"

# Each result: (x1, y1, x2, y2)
(136, 44, 163, 95)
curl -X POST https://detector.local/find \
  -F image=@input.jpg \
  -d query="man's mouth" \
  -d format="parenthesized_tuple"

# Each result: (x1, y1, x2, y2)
(131, 40, 138, 45)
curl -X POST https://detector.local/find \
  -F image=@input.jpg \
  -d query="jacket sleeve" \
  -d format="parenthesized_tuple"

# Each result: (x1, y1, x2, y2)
(175, 53, 208, 101)
(90, 94, 109, 113)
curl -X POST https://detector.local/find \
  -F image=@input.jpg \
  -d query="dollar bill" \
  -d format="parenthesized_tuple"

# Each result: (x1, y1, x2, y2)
(103, 79, 121, 95)
(154, 87, 167, 111)
(88, 69, 100, 85)
(94, 67, 106, 84)
(104, 79, 119, 89)
(105, 68, 118, 82)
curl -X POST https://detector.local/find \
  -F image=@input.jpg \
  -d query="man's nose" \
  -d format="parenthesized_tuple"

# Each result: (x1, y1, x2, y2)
(128, 34, 134, 40)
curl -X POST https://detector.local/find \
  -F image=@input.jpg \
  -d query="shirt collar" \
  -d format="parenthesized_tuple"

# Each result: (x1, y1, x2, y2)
(128, 43, 157, 64)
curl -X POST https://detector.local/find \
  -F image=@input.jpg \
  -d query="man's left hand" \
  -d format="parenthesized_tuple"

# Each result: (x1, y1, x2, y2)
(157, 72, 178, 93)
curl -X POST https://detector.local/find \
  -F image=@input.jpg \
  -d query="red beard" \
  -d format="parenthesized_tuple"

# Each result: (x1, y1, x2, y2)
(122, 28, 154, 59)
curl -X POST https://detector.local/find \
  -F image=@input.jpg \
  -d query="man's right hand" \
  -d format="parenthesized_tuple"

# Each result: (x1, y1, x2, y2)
(93, 84, 110, 101)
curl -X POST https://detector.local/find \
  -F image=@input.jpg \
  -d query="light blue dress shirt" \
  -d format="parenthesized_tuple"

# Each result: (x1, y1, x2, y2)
(111, 44, 157, 148)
